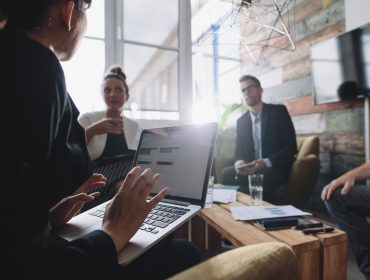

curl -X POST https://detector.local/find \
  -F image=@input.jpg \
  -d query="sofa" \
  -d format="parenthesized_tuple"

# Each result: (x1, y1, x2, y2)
(212, 135, 320, 208)
(168, 242, 300, 280)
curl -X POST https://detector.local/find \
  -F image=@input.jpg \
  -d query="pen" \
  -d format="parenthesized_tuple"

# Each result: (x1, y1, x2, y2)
(303, 227, 335, 235)
(293, 222, 323, 230)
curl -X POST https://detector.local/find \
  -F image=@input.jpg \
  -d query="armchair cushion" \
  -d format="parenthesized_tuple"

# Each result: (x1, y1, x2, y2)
(296, 136, 319, 160)
(167, 242, 299, 280)
(278, 154, 320, 206)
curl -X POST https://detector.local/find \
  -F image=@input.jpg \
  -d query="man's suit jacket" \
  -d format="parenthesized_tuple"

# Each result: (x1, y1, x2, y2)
(235, 103, 297, 177)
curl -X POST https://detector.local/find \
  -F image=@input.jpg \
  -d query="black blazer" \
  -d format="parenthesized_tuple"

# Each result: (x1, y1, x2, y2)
(1, 30, 116, 278)
(235, 103, 297, 175)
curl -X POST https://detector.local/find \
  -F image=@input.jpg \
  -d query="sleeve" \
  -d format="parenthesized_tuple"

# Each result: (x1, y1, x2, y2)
(46, 230, 118, 277)
(235, 118, 243, 161)
(235, 116, 249, 162)
(9, 230, 119, 278)
(267, 105, 297, 169)
(78, 112, 94, 129)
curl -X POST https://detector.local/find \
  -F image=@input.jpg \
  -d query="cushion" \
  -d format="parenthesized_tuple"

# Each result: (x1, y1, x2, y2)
(167, 242, 299, 280)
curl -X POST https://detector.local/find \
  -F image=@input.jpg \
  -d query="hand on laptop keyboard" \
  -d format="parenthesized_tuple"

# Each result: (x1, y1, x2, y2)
(100, 166, 169, 252)
(49, 173, 106, 227)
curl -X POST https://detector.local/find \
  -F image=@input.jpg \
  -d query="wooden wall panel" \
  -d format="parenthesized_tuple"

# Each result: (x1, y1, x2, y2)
(282, 56, 311, 81)
(270, 21, 345, 69)
(294, 1, 344, 42)
(283, 96, 363, 116)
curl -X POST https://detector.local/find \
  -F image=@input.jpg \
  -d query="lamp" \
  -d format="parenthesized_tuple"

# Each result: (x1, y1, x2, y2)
(192, 0, 296, 65)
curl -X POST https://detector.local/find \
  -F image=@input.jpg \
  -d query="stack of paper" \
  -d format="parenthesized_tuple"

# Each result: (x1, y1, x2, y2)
(212, 189, 237, 204)
(230, 205, 312, 221)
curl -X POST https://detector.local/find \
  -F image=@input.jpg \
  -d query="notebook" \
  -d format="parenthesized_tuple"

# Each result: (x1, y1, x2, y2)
(54, 122, 218, 266)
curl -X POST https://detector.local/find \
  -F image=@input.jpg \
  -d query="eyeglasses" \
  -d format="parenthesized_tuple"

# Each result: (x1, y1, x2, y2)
(241, 84, 258, 94)
(73, 0, 92, 11)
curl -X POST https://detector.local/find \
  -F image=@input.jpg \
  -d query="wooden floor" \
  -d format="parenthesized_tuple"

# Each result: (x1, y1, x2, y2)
(347, 247, 364, 280)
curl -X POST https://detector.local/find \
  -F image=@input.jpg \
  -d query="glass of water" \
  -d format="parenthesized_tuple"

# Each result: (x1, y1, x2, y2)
(248, 173, 264, 205)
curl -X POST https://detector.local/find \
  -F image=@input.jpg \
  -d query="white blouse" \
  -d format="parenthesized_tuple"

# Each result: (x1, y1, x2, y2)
(78, 110, 139, 160)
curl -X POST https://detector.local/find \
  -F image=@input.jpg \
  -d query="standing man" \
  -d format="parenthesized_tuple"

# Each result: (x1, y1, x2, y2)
(221, 75, 297, 203)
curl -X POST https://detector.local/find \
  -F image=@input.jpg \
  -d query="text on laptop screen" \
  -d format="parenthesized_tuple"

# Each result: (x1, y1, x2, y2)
(135, 123, 217, 201)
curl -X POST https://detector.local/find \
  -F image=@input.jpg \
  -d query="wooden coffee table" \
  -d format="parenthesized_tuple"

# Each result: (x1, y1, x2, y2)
(178, 191, 347, 280)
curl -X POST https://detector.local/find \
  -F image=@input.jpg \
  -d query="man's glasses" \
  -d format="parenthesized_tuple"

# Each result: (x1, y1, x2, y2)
(73, 0, 92, 11)
(241, 84, 258, 94)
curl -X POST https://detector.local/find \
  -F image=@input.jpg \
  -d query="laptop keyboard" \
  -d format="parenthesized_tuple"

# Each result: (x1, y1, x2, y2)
(141, 204, 190, 234)
(88, 203, 190, 234)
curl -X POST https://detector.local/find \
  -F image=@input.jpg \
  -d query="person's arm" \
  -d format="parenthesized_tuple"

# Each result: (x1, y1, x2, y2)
(101, 167, 169, 252)
(49, 173, 106, 227)
(321, 160, 370, 200)
(84, 118, 123, 144)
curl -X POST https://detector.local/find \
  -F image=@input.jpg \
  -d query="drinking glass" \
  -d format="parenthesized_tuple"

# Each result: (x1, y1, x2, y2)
(248, 173, 264, 205)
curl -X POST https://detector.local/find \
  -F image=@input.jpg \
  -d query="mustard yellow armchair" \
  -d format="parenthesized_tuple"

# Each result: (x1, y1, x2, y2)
(212, 136, 320, 208)
(278, 136, 320, 207)
(167, 242, 299, 280)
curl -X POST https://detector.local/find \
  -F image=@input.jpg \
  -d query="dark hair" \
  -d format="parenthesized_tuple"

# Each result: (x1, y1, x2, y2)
(0, 0, 90, 31)
(239, 75, 261, 87)
(104, 66, 129, 94)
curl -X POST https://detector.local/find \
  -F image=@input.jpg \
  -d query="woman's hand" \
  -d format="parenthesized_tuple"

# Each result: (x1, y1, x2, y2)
(90, 118, 123, 135)
(85, 118, 123, 143)
(101, 166, 169, 252)
(73, 173, 106, 195)
(50, 173, 106, 227)
(50, 192, 100, 228)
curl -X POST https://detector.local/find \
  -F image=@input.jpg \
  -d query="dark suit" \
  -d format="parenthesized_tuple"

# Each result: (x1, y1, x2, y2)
(222, 103, 297, 203)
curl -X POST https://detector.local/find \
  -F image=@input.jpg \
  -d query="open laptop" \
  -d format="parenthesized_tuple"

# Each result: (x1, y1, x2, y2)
(54, 122, 218, 265)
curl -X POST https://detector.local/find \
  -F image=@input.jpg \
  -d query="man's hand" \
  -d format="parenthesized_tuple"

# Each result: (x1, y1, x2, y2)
(321, 176, 355, 200)
(235, 159, 266, 176)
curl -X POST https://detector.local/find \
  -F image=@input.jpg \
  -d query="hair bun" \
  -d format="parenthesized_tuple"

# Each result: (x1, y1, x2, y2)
(108, 66, 126, 80)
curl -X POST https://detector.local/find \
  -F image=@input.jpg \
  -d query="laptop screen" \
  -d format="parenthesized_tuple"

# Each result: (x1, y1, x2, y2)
(133, 122, 218, 206)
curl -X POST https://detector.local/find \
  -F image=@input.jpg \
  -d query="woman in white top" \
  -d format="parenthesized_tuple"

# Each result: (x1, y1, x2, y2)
(78, 66, 139, 161)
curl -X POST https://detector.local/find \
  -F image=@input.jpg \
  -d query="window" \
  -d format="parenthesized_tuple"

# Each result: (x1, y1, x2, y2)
(61, 0, 105, 114)
(191, 0, 242, 125)
(121, 0, 180, 120)
(62, 1, 192, 122)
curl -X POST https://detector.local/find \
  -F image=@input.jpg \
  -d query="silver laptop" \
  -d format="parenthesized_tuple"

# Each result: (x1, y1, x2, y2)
(54, 122, 218, 265)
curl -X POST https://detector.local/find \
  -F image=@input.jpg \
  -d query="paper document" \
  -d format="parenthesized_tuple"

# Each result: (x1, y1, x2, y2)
(212, 189, 237, 204)
(230, 205, 312, 221)
(214, 184, 240, 190)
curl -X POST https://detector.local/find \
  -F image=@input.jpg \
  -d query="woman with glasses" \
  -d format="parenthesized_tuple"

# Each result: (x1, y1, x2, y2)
(0, 0, 200, 279)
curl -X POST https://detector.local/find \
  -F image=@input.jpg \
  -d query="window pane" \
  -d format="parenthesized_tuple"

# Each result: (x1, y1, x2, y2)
(191, 0, 241, 124)
(123, 0, 178, 47)
(85, 0, 105, 38)
(62, 38, 105, 114)
(123, 43, 178, 111)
